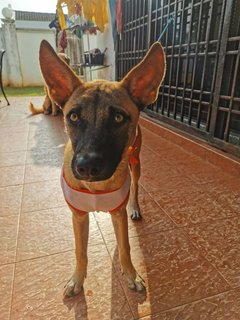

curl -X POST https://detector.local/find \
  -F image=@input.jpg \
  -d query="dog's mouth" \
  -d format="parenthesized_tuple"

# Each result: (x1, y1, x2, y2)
(71, 152, 118, 182)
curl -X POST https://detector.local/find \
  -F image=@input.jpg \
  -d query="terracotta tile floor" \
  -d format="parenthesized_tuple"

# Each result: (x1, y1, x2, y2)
(0, 97, 240, 320)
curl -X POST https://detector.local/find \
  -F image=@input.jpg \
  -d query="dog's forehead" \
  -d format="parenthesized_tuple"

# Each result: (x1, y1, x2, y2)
(64, 81, 138, 115)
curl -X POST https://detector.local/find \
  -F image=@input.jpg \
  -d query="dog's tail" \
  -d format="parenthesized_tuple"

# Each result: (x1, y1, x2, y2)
(29, 102, 44, 115)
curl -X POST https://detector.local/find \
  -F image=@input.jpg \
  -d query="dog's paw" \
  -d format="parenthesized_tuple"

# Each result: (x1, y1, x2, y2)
(127, 274, 146, 292)
(130, 209, 142, 221)
(63, 276, 83, 298)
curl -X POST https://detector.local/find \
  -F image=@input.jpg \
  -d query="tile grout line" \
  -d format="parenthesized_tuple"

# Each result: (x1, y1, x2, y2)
(0, 242, 105, 269)
(20, 203, 68, 215)
(10, 118, 34, 320)
(8, 121, 30, 320)
(140, 182, 180, 230)
(23, 177, 60, 186)
(14, 249, 75, 264)
(8, 242, 105, 266)
(0, 177, 61, 190)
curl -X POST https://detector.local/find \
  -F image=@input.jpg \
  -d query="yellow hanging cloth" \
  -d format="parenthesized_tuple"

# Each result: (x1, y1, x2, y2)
(93, 0, 109, 33)
(57, 0, 108, 32)
(57, 1, 66, 30)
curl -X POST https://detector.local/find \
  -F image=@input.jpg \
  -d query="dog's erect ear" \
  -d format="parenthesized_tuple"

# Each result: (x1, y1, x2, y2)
(39, 40, 81, 107)
(121, 42, 166, 109)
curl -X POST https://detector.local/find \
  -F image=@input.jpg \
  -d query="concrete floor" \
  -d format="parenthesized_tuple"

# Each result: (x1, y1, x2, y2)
(0, 96, 240, 319)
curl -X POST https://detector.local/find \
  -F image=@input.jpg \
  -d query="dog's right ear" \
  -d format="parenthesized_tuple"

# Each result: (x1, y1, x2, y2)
(121, 42, 166, 110)
(39, 40, 81, 107)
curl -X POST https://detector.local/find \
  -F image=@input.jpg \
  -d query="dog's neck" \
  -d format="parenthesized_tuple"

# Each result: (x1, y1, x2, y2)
(63, 140, 130, 192)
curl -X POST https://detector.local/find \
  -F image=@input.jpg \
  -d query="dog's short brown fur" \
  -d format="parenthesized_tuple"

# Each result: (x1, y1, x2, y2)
(39, 40, 166, 297)
(29, 53, 70, 116)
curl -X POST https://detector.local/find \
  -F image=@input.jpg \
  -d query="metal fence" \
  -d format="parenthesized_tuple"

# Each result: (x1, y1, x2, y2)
(116, 0, 240, 157)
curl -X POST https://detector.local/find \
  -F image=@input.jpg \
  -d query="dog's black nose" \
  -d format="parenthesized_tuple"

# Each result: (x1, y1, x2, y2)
(74, 153, 104, 180)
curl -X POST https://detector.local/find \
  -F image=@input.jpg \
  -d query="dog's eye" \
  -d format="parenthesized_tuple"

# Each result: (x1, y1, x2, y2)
(70, 113, 79, 123)
(114, 113, 124, 123)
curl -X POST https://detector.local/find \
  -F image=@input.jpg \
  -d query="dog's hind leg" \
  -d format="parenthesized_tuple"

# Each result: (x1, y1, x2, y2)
(50, 100, 58, 116)
(63, 212, 89, 298)
(128, 127, 142, 220)
(111, 208, 145, 292)
(42, 94, 52, 115)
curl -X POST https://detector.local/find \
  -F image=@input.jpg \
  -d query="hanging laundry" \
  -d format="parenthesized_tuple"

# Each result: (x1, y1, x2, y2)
(109, 0, 117, 45)
(49, 17, 61, 48)
(58, 30, 68, 52)
(109, 0, 123, 47)
(75, 25, 82, 39)
(57, 0, 109, 32)
(57, 2, 66, 30)
(93, 0, 109, 33)
(116, 0, 122, 34)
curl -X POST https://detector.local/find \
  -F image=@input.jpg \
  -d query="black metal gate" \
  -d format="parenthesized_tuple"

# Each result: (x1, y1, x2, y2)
(116, 0, 240, 157)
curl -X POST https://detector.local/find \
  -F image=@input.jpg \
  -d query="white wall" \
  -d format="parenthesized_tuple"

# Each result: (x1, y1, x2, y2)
(0, 28, 8, 86)
(96, 23, 115, 81)
(16, 28, 55, 86)
(15, 20, 52, 30)
(1, 20, 55, 87)
(1, 20, 23, 86)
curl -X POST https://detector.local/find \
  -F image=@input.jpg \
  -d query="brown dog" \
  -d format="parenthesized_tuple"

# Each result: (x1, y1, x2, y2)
(29, 53, 70, 116)
(39, 40, 166, 297)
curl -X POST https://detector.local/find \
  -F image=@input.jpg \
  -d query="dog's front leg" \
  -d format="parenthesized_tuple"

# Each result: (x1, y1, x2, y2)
(111, 208, 145, 292)
(128, 160, 142, 220)
(64, 212, 89, 298)
(128, 127, 142, 220)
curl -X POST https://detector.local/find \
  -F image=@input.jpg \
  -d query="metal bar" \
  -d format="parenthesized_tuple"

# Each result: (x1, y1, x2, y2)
(188, 1, 204, 126)
(136, 0, 141, 63)
(218, 107, 240, 115)
(173, 0, 186, 119)
(129, 0, 133, 72)
(162, 93, 211, 105)
(228, 36, 240, 41)
(166, 2, 172, 117)
(160, 0, 165, 115)
(209, 0, 234, 140)
(165, 39, 219, 48)
(164, 84, 212, 93)
(153, 0, 158, 42)
(147, 0, 152, 48)
(166, 0, 178, 118)
(223, 40, 240, 141)
(180, 0, 194, 122)
(207, 1, 226, 132)
(219, 95, 240, 102)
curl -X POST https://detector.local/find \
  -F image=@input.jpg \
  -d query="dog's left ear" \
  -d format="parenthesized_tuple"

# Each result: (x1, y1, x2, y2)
(39, 40, 81, 107)
(121, 42, 166, 109)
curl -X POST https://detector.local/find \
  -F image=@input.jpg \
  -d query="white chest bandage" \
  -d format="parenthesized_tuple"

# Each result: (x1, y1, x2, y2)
(61, 170, 131, 214)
